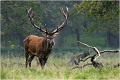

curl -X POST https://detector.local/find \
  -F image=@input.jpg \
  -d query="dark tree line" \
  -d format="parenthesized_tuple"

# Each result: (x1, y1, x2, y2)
(1, 1, 119, 48)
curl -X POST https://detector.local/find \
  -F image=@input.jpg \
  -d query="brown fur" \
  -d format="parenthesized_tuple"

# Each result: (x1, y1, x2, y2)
(23, 35, 52, 68)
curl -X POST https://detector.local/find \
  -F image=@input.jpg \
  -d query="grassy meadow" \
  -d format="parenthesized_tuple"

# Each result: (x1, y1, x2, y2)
(1, 50, 120, 80)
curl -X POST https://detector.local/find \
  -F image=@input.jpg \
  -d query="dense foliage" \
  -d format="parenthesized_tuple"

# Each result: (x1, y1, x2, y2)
(75, 1, 119, 33)
(1, 1, 119, 48)
(74, 1, 119, 47)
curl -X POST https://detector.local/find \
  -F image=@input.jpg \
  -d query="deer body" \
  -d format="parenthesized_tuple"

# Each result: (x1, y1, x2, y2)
(24, 35, 52, 55)
(24, 7, 68, 68)
(24, 35, 43, 55)
(24, 35, 53, 68)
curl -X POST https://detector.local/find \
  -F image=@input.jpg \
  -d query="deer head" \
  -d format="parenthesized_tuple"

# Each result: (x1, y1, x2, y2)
(27, 7, 68, 47)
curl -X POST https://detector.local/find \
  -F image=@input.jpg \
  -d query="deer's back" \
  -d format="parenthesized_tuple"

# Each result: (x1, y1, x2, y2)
(23, 35, 44, 55)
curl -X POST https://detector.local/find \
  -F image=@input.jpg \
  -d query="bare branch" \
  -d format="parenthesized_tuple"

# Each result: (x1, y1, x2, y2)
(100, 50, 120, 53)
(77, 41, 93, 48)
(81, 54, 95, 62)
(77, 41, 101, 60)
(77, 41, 120, 54)
(80, 50, 119, 63)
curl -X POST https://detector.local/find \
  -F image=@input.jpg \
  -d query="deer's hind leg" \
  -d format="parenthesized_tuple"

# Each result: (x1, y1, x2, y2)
(28, 54, 35, 67)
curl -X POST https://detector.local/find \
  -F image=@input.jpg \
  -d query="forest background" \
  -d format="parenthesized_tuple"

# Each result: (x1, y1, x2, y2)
(1, 1, 119, 54)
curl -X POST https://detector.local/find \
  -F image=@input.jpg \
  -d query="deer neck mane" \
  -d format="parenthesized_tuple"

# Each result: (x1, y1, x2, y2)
(41, 38, 53, 51)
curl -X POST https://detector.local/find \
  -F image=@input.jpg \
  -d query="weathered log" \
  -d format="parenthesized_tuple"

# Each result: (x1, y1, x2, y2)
(70, 41, 120, 69)
(66, 52, 90, 67)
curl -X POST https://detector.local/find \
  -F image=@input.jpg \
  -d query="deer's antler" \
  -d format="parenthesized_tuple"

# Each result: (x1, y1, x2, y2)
(28, 8, 49, 34)
(51, 7, 69, 34)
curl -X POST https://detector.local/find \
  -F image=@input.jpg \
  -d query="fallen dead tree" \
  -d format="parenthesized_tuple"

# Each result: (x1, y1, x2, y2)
(71, 54, 103, 69)
(65, 52, 90, 67)
(68, 41, 120, 69)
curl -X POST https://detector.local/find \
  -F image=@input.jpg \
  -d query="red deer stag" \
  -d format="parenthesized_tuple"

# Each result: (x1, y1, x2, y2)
(23, 7, 68, 68)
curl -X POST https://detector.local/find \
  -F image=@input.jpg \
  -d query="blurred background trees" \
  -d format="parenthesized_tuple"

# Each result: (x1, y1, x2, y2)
(1, 1, 119, 50)
(74, 1, 119, 48)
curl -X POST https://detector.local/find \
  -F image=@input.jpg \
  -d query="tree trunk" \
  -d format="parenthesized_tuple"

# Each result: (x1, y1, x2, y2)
(75, 28, 80, 47)
(106, 31, 119, 48)
(18, 33, 25, 47)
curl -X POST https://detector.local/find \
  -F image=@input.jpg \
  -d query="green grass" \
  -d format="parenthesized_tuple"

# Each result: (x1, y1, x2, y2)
(1, 52, 120, 80)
